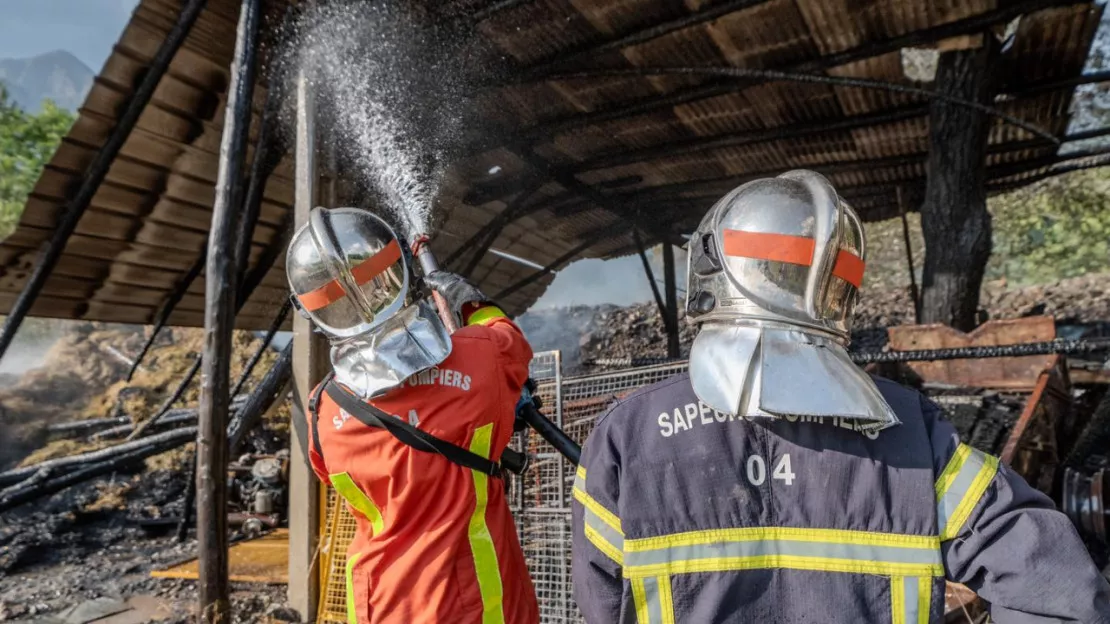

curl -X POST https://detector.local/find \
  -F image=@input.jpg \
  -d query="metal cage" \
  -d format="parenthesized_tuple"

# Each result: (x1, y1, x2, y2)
(316, 351, 690, 623)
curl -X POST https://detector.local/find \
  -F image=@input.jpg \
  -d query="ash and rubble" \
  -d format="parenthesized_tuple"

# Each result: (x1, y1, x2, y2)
(519, 272, 1110, 374)
(0, 323, 294, 623)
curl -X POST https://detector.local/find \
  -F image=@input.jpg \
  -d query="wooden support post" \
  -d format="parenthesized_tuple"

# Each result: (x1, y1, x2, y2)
(662, 243, 680, 359)
(287, 65, 323, 623)
(197, 0, 260, 621)
(0, 0, 208, 363)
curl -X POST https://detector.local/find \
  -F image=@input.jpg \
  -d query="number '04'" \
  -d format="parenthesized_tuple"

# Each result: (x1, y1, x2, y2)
(745, 454, 795, 486)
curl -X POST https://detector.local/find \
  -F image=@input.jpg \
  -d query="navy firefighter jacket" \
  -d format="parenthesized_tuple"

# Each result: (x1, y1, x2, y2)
(570, 372, 1110, 623)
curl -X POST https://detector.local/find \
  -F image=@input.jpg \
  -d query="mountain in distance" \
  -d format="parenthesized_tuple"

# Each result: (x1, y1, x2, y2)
(0, 50, 93, 112)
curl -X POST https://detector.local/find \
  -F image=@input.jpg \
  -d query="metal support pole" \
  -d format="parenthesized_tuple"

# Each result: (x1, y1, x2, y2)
(197, 0, 260, 621)
(634, 230, 673, 338)
(0, 0, 208, 363)
(896, 187, 922, 323)
(662, 243, 680, 359)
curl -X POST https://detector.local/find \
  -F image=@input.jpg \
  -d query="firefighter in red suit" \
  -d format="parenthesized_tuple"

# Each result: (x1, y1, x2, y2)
(286, 207, 539, 624)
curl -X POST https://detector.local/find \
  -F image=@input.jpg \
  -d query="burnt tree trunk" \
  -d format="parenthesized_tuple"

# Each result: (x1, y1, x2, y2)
(919, 40, 1000, 331)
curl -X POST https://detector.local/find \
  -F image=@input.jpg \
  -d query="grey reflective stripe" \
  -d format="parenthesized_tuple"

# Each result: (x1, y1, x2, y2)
(584, 505, 624, 554)
(892, 575, 932, 624)
(631, 576, 674, 624)
(623, 533, 943, 578)
(936, 444, 999, 540)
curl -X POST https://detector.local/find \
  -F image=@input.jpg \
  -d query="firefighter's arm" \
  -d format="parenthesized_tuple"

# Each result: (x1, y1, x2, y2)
(923, 395, 1110, 622)
(425, 270, 533, 381)
(571, 410, 624, 624)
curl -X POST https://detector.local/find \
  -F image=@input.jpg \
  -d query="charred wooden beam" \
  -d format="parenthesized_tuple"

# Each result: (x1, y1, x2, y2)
(896, 188, 921, 323)
(0, 426, 200, 489)
(232, 85, 286, 286)
(602, 133, 1110, 206)
(128, 250, 206, 381)
(230, 298, 291, 398)
(662, 242, 680, 359)
(460, 183, 544, 277)
(444, 192, 578, 267)
(199, 0, 261, 619)
(634, 229, 672, 340)
(469, 0, 533, 23)
(0, 0, 209, 363)
(518, 0, 1082, 139)
(494, 220, 631, 299)
(0, 429, 198, 514)
(503, 144, 684, 247)
(227, 341, 293, 454)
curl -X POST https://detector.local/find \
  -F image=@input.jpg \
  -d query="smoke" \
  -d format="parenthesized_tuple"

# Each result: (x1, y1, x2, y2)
(282, 0, 493, 239)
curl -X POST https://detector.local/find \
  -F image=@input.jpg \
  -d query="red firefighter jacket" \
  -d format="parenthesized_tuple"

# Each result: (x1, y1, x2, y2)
(307, 309, 539, 624)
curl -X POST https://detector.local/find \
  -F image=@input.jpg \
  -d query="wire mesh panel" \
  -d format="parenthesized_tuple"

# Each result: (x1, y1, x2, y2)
(318, 490, 359, 624)
(509, 358, 690, 623)
(315, 352, 690, 624)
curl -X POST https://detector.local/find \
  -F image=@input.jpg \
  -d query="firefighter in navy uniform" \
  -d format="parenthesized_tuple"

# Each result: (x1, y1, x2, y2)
(286, 207, 539, 624)
(570, 170, 1110, 623)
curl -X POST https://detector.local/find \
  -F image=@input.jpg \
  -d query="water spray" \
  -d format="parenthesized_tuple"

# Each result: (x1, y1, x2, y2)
(288, 0, 580, 465)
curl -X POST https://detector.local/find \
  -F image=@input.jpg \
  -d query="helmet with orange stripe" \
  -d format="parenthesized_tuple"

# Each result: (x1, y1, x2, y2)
(684, 170, 899, 430)
(286, 207, 451, 398)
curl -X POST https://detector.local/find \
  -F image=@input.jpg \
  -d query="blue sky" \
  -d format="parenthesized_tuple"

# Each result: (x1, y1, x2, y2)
(0, 0, 139, 71)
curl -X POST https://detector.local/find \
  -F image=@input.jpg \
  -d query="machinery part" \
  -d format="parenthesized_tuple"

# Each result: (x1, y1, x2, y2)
(250, 457, 284, 485)
(253, 490, 275, 515)
(1063, 468, 1110, 545)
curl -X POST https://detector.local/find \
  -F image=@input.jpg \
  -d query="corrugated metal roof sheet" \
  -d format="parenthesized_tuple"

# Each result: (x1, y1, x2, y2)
(1, 0, 1104, 326)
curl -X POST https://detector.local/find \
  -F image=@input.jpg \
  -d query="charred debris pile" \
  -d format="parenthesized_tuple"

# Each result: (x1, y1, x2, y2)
(0, 322, 294, 622)
(517, 272, 1110, 374)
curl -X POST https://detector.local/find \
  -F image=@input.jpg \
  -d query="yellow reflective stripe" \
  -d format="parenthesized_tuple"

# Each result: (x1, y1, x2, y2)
(935, 444, 972, 499)
(625, 554, 942, 579)
(331, 472, 384, 535)
(658, 575, 676, 624)
(467, 306, 507, 326)
(573, 465, 623, 535)
(892, 576, 906, 624)
(917, 576, 932, 624)
(936, 444, 999, 541)
(345, 552, 363, 624)
(467, 423, 505, 624)
(573, 465, 625, 564)
(631, 577, 650, 624)
(624, 526, 938, 552)
(584, 523, 624, 565)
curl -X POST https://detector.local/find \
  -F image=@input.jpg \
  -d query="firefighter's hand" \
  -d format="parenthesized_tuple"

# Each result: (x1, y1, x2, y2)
(424, 271, 495, 318)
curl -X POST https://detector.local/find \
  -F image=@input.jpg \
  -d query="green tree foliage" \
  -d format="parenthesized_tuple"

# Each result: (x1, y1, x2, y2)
(0, 86, 75, 239)
(986, 168, 1110, 285)
(862, 168, 1110, 290)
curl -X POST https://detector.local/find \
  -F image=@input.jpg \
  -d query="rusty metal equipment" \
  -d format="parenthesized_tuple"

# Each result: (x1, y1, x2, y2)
(1064, 468, 1110, 545)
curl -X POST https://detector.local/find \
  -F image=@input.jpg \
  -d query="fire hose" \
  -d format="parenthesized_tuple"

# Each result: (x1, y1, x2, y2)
(411, 236, 583, 469)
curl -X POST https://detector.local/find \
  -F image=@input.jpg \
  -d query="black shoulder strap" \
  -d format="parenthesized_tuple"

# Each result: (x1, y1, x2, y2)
(306, 370, 335, 460)
(323, 379, 504, 477)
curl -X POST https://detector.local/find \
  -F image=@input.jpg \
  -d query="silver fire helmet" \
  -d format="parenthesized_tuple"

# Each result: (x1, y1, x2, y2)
(286, 207, 451, 398)
(685, 170, 899, 431)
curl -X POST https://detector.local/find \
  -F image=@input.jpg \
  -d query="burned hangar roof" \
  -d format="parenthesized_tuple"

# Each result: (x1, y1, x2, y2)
(0, 0, 1105, 326)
